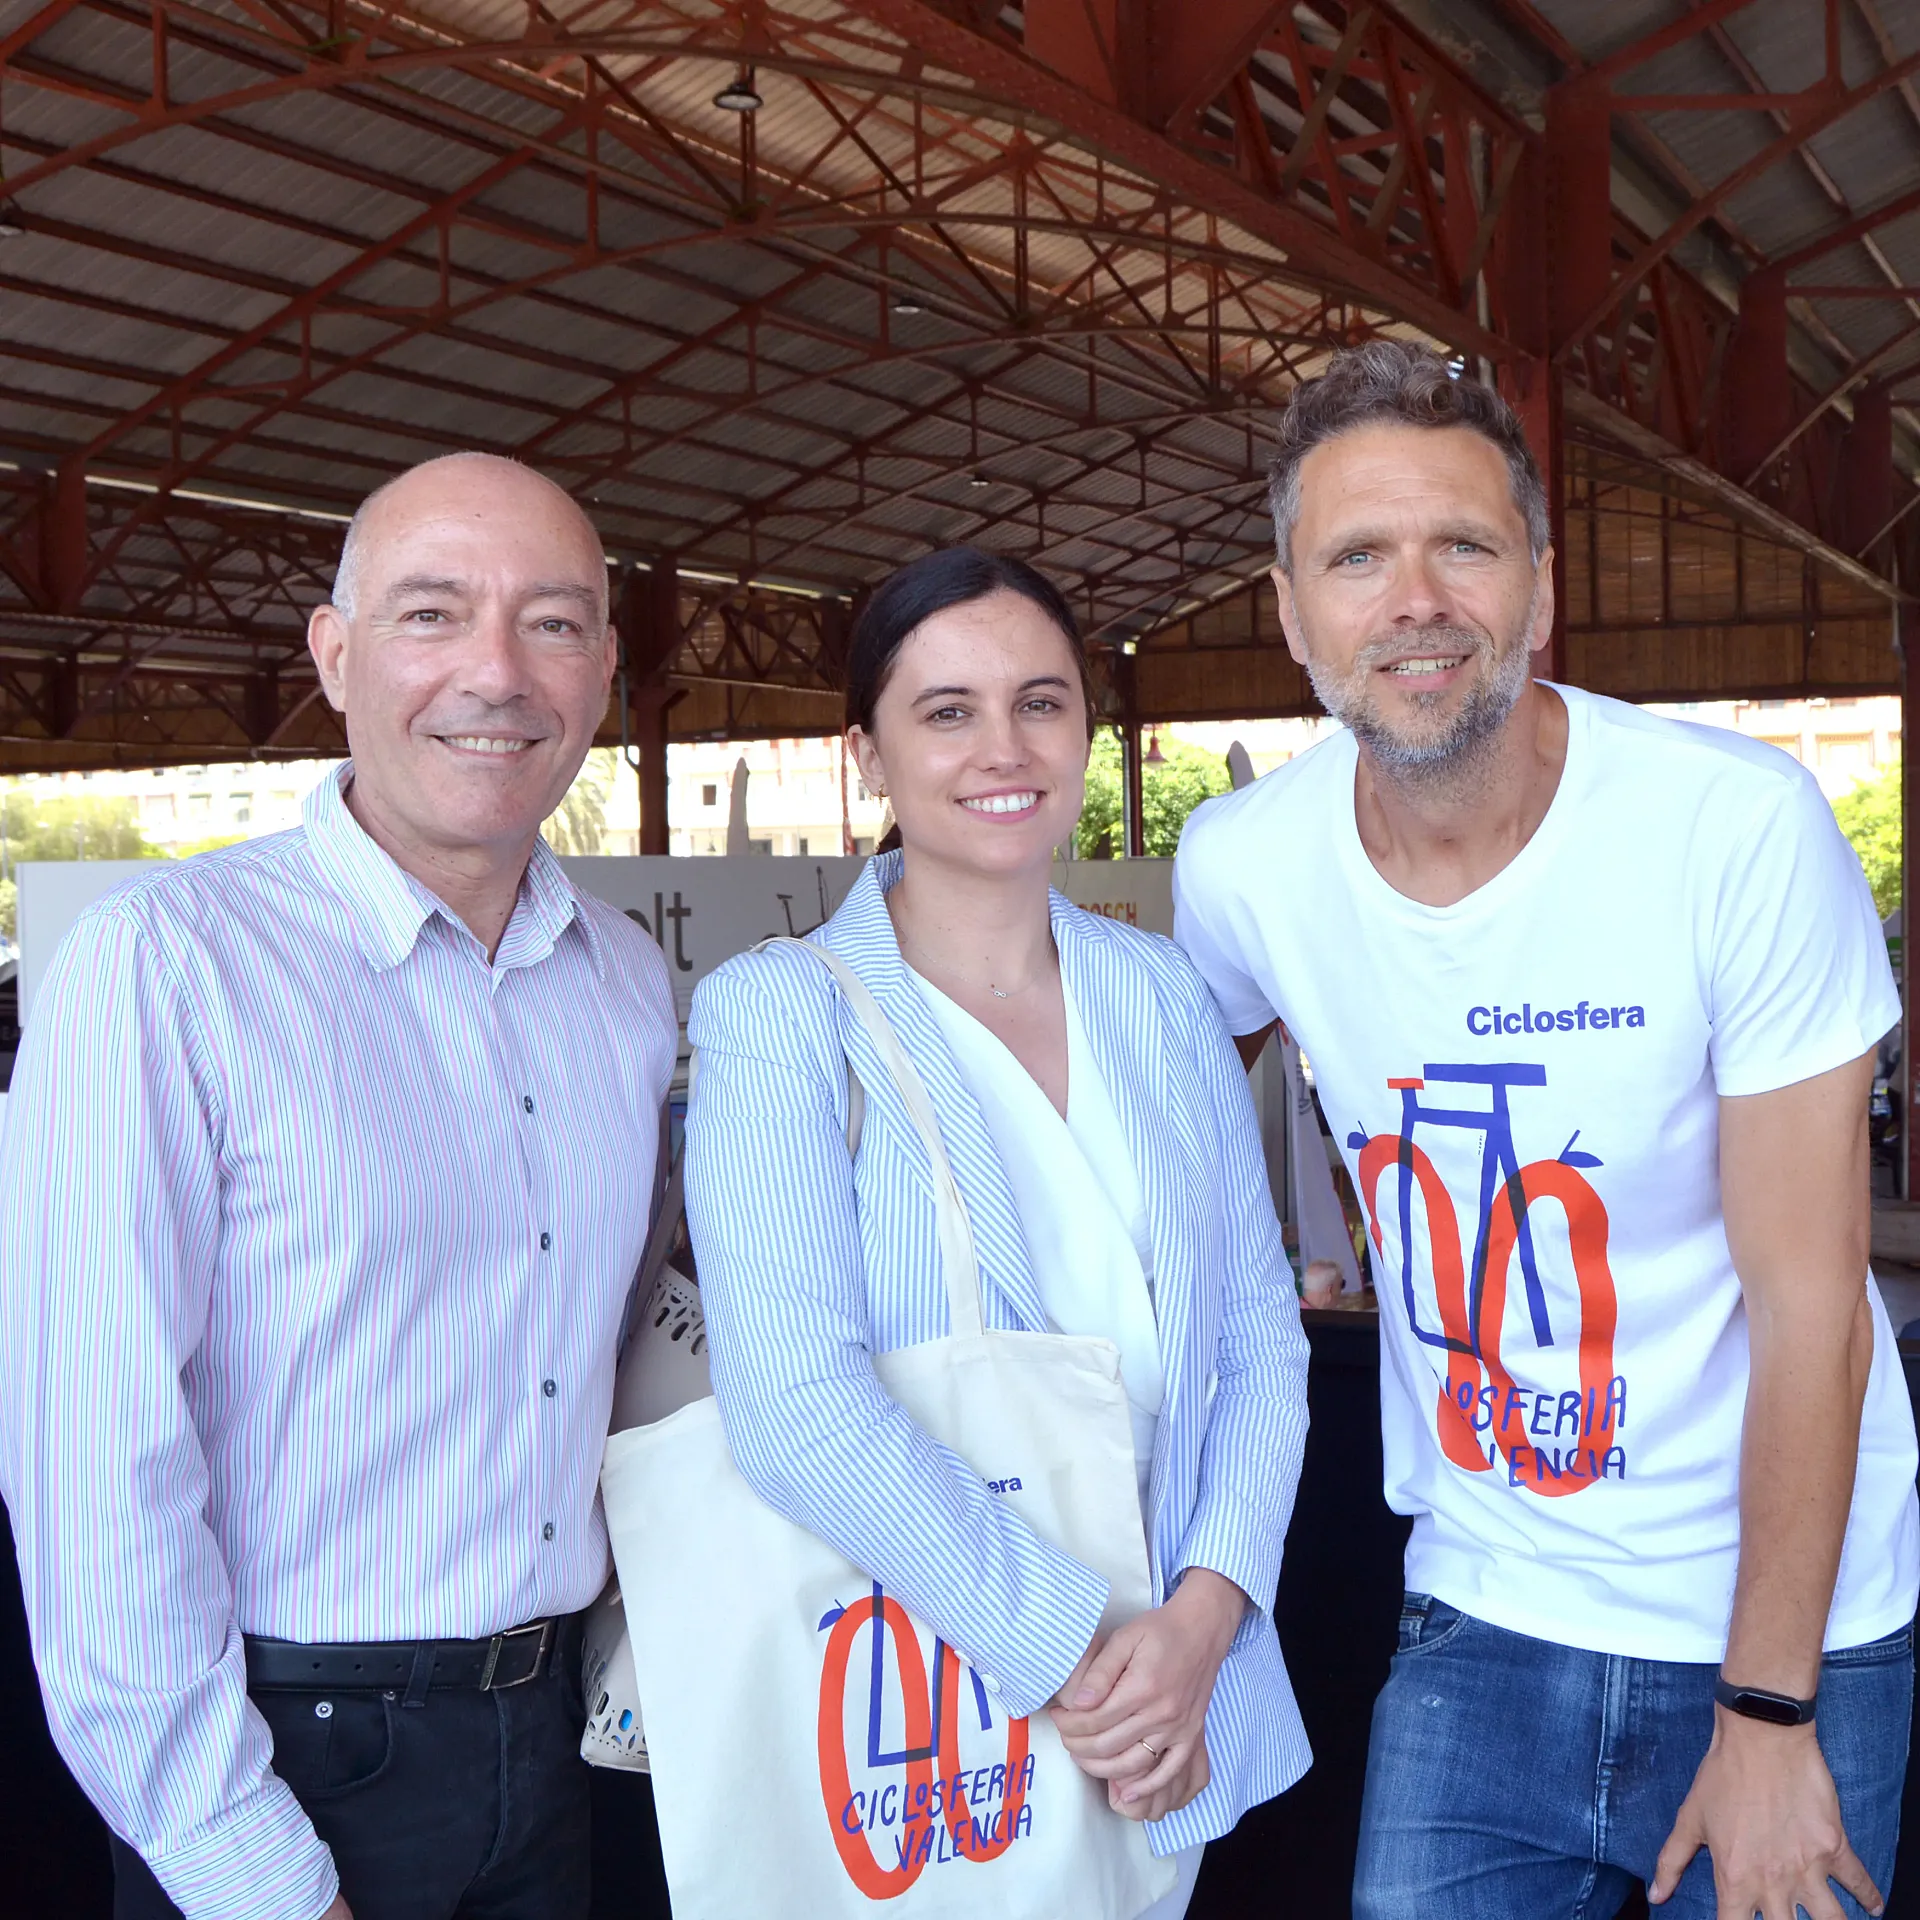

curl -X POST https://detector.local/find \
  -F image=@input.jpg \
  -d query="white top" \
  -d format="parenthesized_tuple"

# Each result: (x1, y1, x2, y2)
(1175, 684, 1920, 1662)
(910, 967, 1165, 1512)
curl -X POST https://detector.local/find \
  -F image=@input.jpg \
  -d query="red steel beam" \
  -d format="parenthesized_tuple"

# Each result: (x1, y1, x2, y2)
(1560, 44, 1920, 356)
(1583, 0, 1767, 87)
(1744, 315, 1920, 485)
(1776, 183, 1920, 274)
(836, 0, 1511, 357)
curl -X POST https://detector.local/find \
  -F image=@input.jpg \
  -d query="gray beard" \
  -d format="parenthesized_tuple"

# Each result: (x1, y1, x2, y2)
(1305, 619, 1534, 797)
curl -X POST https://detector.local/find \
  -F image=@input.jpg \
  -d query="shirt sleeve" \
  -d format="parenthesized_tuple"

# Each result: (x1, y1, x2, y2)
(1707, 767, 1901, 1099)
(1173, 801, 1280, 1038)
(0, 908, 339, 1920)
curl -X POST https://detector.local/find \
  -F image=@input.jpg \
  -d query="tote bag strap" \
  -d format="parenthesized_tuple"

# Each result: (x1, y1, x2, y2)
(754, 937, 985, 1342)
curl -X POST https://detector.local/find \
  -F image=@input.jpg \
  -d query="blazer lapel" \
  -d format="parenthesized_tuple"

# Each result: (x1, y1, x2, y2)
(1053, 899, 1212, 1496)
(818, 857, 1052, 1335)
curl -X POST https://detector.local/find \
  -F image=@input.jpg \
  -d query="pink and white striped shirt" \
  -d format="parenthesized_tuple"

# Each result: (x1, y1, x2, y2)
(0, 766, 676, 1920)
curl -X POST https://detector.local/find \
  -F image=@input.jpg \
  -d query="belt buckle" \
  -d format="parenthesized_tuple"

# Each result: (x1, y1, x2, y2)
(479, 1618, 553, 1691)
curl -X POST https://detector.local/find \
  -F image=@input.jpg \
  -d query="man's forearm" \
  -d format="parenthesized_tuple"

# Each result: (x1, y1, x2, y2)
(1718, 1054, 1878, 1697)
(1654, 1057, 1893, 1914)
(1723, 1287, 1875, 1696)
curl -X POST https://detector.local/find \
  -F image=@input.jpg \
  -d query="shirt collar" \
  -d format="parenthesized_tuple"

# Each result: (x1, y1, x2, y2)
(301, 763, 602, 978)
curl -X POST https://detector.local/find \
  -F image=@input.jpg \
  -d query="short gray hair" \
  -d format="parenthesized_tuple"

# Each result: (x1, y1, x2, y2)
(328, 486, 385, 625)
(1267, 341, 1551, 574)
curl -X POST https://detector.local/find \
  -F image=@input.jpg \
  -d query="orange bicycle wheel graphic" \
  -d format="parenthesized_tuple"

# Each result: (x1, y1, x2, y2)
(1475, 1161, 1619, 1495)
(935, 1642, 1030, 1862)
(1357, 1133, 1487, 1475)
(1359, 1139, 1620, 1495)
(817, 1590, 936, 1899)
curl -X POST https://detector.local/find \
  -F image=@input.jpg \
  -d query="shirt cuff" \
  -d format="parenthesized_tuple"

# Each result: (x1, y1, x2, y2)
(146, 1778, 338, 1920)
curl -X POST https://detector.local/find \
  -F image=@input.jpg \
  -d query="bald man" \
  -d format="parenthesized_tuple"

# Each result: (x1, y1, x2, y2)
(0, 454, 678, 1920)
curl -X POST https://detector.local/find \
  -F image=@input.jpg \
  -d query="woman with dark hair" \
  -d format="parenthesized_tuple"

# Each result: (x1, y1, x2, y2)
(683, 546, 1311, 1915)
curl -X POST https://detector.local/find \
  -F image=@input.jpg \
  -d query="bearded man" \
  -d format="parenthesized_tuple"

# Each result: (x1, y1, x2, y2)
(1174, 342, 1917, 1920)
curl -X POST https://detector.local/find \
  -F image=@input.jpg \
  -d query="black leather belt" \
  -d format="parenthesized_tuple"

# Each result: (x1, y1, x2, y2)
(244, 1618, 558, 1698)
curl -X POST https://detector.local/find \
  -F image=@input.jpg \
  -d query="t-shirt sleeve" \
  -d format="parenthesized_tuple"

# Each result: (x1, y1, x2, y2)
(1173, 801, 1280, 1038)
(1707, 766, 1900, 1098)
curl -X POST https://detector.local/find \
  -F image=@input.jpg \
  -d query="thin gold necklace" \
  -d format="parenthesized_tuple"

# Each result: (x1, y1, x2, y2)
(898, 930, 1034, 1002)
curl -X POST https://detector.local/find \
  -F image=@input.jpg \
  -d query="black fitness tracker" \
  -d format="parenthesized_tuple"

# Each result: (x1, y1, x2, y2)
(1714, 1676, 1817, 1726)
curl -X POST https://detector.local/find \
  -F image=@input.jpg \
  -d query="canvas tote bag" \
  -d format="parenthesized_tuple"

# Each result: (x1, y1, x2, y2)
(603, 939, 1177, 1920)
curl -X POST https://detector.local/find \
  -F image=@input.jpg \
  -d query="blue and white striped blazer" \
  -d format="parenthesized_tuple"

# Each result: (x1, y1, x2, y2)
(684, 851, 1311, 1853)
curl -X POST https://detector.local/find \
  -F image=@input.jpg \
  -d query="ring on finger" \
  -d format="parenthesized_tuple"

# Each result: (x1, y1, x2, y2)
(1138, 1737, 1160, 1759)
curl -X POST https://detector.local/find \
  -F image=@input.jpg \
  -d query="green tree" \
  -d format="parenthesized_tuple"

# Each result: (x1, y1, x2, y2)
(543, 748, 617, 856)
(1074, 728, 1231, 859)
(0, 787, 162, 943)
(1832, 758, 1901, 920)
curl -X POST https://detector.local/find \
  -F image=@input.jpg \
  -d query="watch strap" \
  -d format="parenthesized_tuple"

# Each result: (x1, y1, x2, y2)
(1714, 1676, 1817, 1726)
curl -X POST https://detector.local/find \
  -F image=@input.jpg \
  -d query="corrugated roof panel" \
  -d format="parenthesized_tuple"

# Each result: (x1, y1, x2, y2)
(212, 94, 475, 199)
(1799, 93, 1920, 223)
(313, 364, 564, 436)
(0, 352, 150, 416)
(370, 330, 604, 409)
(17, 238, 288, 336)
(0, 297, 210, 382)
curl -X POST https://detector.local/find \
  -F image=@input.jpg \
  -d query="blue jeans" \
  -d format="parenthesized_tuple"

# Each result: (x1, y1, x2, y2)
(1354, 1594, 1913, 1920)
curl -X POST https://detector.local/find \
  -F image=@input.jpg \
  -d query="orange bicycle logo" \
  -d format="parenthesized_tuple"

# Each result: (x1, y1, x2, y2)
(816, 1584, 1036, 1897)
(1351, 1065, 1628, 1494)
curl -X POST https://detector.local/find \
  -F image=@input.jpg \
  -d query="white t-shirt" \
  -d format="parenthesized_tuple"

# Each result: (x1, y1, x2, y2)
(1174, 684, 1919, 1661)
(911, 969, 1164, 1514)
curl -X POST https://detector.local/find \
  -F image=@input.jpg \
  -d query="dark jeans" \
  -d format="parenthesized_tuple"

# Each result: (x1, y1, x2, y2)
(112, 1622, 671, 1920)
(1354, 1594, 1914, 1920)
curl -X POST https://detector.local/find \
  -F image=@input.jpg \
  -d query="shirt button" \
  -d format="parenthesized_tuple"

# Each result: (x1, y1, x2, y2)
(539, 1232, 551, 1252)
(542, 1521, 555, 1542)
(523, 1095, 534, 1114)
(542, 1378, 556, 1398)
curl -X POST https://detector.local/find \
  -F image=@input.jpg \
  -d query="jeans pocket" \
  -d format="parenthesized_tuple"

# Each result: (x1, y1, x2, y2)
(253, 1688, 396, 1801)
(1395, 1592, 1469, 1657)
(1822, 1623, 1915, 1671)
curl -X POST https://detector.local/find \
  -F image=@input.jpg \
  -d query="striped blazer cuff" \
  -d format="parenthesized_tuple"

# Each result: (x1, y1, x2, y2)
(144, 1782, 338, 1920)
(1172, 1498, 1282, 1618)
(988, 1555, 1111, 1721)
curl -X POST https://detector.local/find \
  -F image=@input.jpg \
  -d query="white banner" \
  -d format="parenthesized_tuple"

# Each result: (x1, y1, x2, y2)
(1051, 857, 1172, 936)
(16, 853, 1183, 1035)
(559, 857, 865, 1019)
(17, 861, 162, 1025)
(15, 855, 868, 1028)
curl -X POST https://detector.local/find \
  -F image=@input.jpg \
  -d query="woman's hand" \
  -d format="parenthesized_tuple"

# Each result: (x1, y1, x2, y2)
(1046, 1568, 1246, 1821)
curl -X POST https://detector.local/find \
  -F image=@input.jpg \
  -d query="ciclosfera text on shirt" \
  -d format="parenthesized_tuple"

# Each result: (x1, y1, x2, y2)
(1467, 1001, 1646, 1036)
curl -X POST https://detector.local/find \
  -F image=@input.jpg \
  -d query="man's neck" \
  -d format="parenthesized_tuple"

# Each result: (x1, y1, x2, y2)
(885, 850, 1058, 998)
(1353, 681, 1569, 909)
(343, 778, 534, 960)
